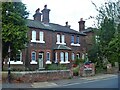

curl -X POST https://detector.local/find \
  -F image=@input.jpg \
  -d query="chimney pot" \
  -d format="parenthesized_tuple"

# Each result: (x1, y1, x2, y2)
(33, 8, 42, 21)
(78, 18, 85, 31)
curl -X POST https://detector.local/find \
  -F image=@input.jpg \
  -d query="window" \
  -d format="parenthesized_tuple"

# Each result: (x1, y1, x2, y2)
(60, 52, 64, 62)
(76, 53, 80, 59)
(7, 50, 23, 64)
(76, 36, 79, 44)
(32, 31, 36, 40)
(56, 34, 66, 45)
(72, 53, 75, 61)
(57, 34, 60, 43)
(31, 51, 36, 61)
(71, 35, 74, 43)
(61, 35, 65, 43)
(39, 31, 44, 41)
(55, 52, 58, 63)
(65, 52, 68, 62)
(16, 51, 22, 61)
(46, 52, 50, 61)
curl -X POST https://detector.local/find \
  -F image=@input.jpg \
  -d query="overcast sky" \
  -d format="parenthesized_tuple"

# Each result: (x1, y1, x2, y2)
(22, 0, 110, 31)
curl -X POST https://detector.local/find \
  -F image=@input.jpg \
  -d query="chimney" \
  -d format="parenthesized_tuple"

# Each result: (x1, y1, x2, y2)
(78, 18, 85, 31)
(65, 21, 71, 28)
(33, 8, 42, 21)
(41, 5, 50, 24)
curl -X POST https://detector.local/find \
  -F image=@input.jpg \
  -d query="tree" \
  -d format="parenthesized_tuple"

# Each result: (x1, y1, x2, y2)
(90, 0, 120, 67)
(2, 2, 29, 60)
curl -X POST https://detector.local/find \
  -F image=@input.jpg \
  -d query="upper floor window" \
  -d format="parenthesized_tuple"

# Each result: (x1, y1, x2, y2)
(56, 34, 66, 45)
(39, 31, 44, 41)
(71, 35, 74, 43)
(61, 35, 65, 43)
(57, 34, 60, 43)
(76, 36, 79, 44)
(32, 31, 36, 40)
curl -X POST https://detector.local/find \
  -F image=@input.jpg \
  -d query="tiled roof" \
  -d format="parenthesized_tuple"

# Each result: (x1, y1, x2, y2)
(27, 19, 86, 35)
(54, 45, 71, 50)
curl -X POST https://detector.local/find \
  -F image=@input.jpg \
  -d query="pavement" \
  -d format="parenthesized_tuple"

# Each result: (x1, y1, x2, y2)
(1, 73, 118, 88)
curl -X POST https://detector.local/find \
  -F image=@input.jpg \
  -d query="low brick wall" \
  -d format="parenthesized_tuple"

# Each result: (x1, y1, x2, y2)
(2, 70, 71, 83)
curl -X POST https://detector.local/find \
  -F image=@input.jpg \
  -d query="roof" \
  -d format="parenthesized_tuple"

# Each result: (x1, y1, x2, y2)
(54, 45, 71, 50)
(27, 19, 86, 35)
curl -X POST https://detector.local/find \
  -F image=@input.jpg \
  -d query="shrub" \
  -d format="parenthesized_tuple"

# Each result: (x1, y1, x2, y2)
(73, 66, 79, 76)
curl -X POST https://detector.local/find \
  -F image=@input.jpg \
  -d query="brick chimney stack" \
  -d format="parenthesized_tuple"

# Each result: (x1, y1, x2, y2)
(33, 8, 42, 21)
(41, 5, 50, 24)
(78, 18, 85, 31)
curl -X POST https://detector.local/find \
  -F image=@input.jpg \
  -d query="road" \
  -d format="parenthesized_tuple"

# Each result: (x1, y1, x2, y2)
(56, 76, 118, 88)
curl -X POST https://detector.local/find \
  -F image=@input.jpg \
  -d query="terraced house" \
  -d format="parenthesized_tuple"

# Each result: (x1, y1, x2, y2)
(3, 5, 94, 70)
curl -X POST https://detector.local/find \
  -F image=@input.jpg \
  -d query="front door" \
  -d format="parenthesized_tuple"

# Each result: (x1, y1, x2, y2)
(38, 52, 43, 69)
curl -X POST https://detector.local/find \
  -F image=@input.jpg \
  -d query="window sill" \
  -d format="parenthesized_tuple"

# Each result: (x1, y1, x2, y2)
(46, 61, 52, 64)
(31, 40, 45, 43)
(7, 61, 23, 64)
(56, 42, 66, 45)
(60, 61, 70, 64)
(30, 61, 37, 64)
(71, 43, 80, 46)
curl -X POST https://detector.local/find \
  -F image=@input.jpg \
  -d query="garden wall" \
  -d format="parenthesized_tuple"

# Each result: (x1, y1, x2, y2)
(2, 70, 71, 83)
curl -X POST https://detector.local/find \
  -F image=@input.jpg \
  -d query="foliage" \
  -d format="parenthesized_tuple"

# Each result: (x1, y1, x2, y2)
(73, 66, 79, 76)
(89, 0, 120, 67)
(46, 64, 67, 70)
(2, 2, 29, 59)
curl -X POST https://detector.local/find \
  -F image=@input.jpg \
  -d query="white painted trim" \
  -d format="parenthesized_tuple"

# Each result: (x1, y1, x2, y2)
(56, 42, 66, 45)
(71, 43, 80, 46)
(60, 61, 70, 64)
(45, 61, 52, 64)
(30, 61, 37, 64)
(7, 61, 23, 64)
(31, 40, 45, 43)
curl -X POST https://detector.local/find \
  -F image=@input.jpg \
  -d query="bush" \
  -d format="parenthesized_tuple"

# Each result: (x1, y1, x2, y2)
(73, 66, 79, 76)
(46, 64, 67, 70)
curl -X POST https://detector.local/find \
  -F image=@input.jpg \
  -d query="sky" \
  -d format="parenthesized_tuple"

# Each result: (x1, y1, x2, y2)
(22, 0, 110, 31)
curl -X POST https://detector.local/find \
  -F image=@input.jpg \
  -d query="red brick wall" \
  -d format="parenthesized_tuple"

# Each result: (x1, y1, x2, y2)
(2, 70, 71, 83)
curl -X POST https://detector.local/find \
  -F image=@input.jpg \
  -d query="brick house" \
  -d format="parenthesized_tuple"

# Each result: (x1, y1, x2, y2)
(3, 5, 93, 70)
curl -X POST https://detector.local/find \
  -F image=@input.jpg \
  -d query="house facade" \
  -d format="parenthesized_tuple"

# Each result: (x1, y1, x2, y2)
(3, 5, 93, 71)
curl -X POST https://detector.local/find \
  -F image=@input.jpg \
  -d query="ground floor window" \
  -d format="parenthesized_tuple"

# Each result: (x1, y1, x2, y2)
(60, 52, 64, 62)
(76, 53, 80, 59)
(72, 53, 75, 61)
(30, 51, 37, 64)
(46, 52, 50, 61)
(55, 52, 58, 63)
(60, 52, 70, 64)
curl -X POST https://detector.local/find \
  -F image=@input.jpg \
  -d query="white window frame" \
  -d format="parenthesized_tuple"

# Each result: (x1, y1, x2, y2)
(46, 52, 51, 64)
(57, 34, 60, 43)
(72, 53, 75, 61)
(30, 51, 37, 64)
(65, 52, 69, 63)
(61, 35, 65, 43)
(60, 52, 64, 62)
(8, 50, 23, 64)
(31, 30, 36, 41)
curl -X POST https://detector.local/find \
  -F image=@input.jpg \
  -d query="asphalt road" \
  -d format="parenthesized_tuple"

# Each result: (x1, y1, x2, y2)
(57, 76, 118, 88)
